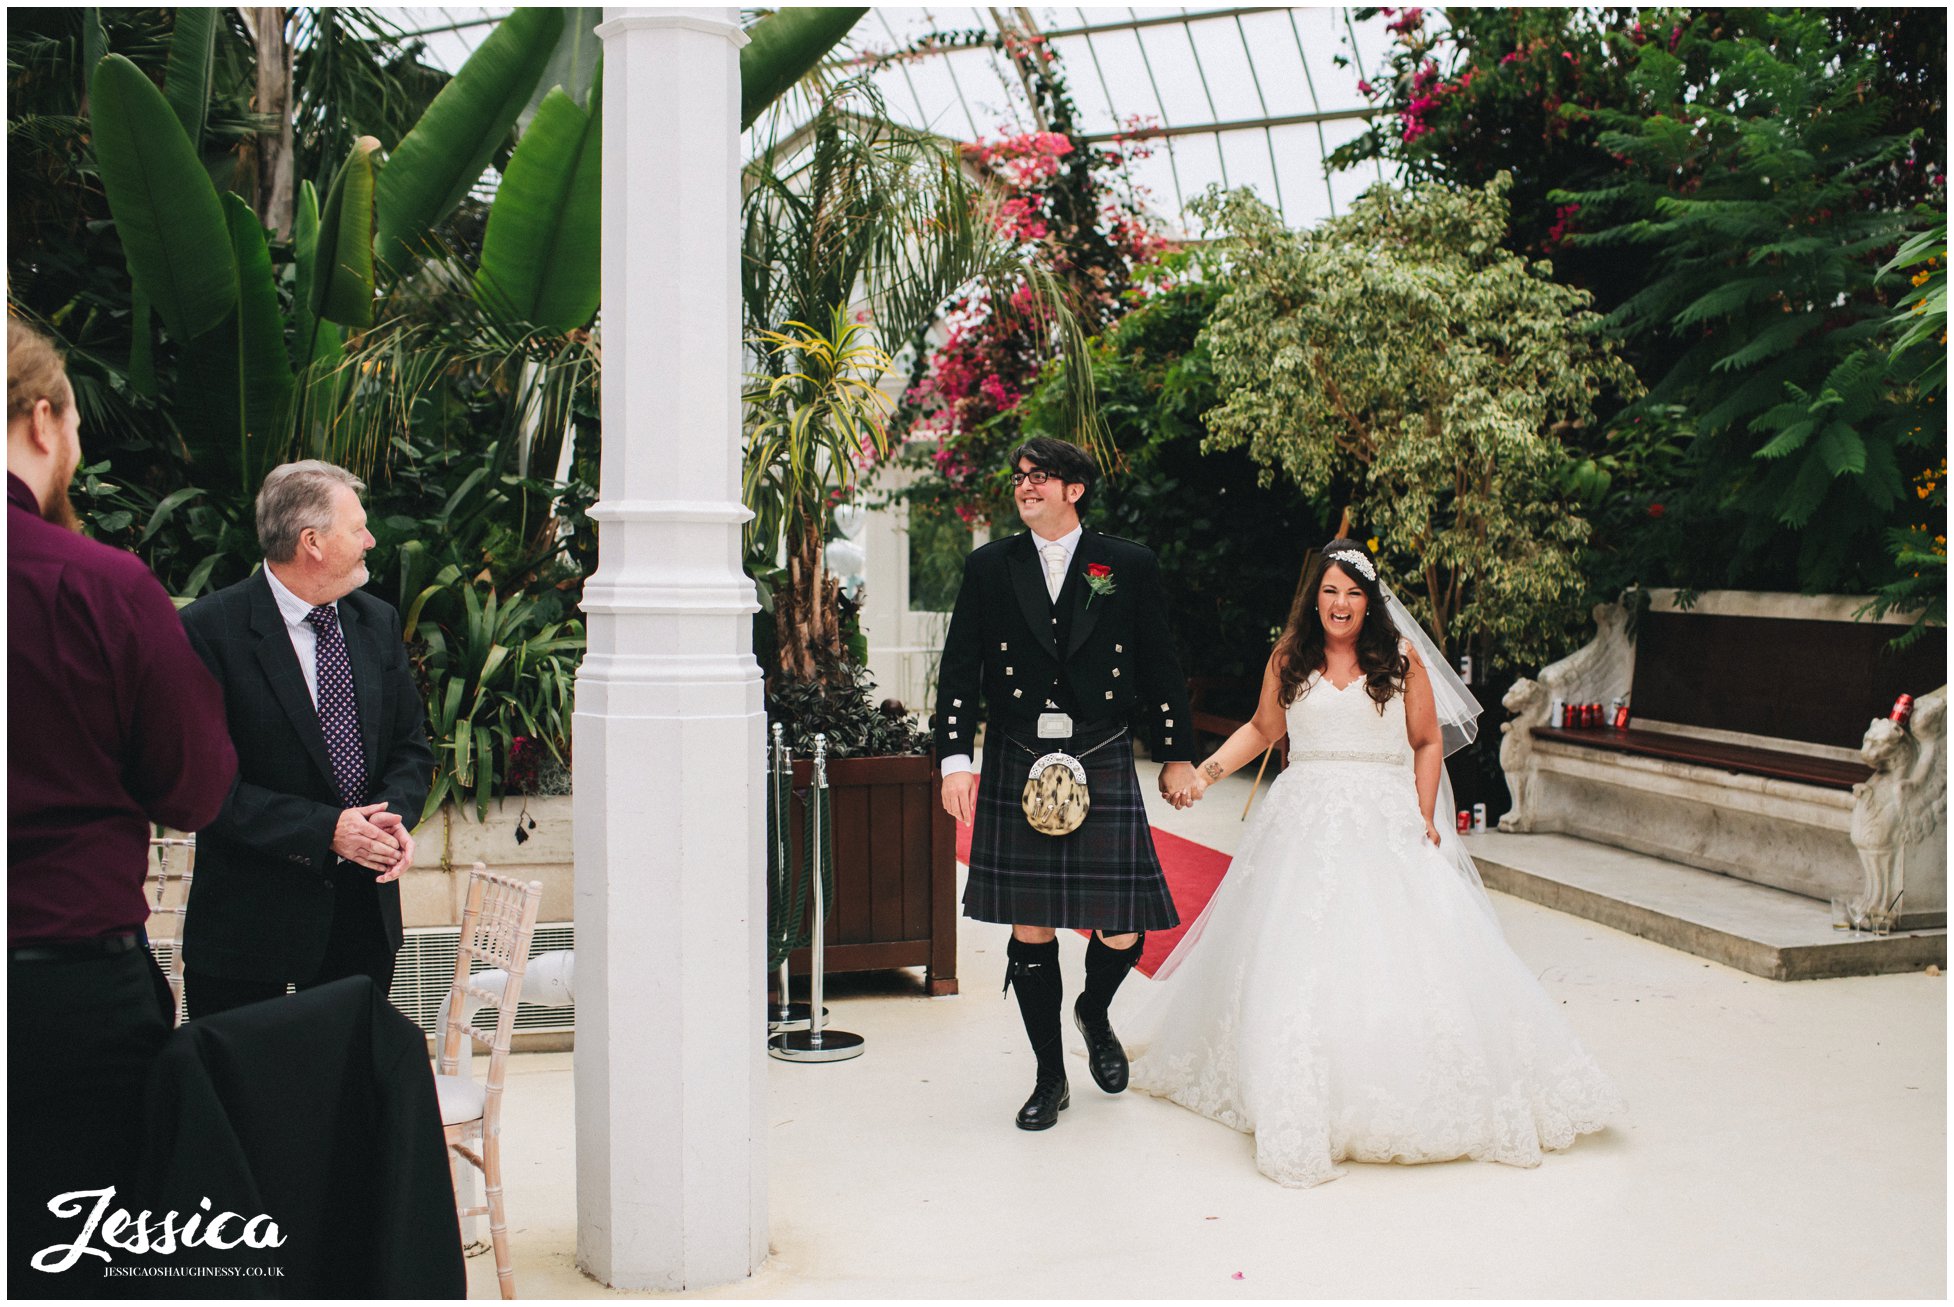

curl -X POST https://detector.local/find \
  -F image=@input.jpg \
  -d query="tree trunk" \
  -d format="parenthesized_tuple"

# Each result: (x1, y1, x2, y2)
(777, 515, 842, 684)
(250, 8, 295, 241)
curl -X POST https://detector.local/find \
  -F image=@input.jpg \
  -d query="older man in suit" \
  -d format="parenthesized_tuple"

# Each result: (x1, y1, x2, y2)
(179, 460, 434, 1019)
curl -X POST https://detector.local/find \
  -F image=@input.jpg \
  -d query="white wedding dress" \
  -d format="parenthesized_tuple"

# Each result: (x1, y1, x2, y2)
(1121, 670, 1623, 1188)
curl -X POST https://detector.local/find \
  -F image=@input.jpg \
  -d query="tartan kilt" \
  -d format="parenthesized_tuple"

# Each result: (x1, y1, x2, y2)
(963, 725, 1179, 932)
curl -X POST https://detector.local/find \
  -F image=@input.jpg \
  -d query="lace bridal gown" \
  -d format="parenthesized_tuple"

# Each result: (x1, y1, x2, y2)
(1121, 671, 1623, 1188)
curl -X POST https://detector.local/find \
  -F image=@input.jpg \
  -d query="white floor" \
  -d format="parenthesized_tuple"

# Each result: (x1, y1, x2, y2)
(470, 767, 1947, 1299)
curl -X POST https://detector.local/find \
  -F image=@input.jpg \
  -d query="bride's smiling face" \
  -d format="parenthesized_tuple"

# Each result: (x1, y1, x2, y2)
(1317, 563, 1368, 640)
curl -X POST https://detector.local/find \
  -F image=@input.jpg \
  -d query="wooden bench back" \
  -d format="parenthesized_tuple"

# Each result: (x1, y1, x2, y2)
(1633, 608, 1944, 750)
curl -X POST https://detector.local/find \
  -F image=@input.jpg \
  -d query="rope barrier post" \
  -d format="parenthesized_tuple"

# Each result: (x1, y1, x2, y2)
(766, 722, 822, 1031)
(769, 733, 863, 1063)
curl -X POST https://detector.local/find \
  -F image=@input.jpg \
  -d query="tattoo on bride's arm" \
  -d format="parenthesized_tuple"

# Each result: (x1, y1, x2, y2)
(1203, 760, 1223, 782)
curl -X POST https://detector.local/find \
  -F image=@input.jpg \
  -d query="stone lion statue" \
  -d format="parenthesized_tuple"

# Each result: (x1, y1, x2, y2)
(1498, 677, 1548, 831)
(1850, 687, 1947, 928)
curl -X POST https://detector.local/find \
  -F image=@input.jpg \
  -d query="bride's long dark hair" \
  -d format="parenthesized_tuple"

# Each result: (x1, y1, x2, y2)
(1274, 538, 1408, 711)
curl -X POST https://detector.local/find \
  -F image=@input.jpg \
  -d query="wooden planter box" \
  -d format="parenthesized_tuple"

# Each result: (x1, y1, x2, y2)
(781, 753, 958, 996)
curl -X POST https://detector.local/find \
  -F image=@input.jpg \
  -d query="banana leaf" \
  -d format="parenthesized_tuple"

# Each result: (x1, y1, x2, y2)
(128, 287, 156, 395)
(374, 7, 563, 273)
(174, 314, 243, 489)
(292, 180, 344, 370)
(523, 6, 603, 124)
(90, 53, 236, 342)
(163, 6, 217, 152)
(475, 79, 601, 333)
(221, 193, 295, 489)
(311, 137, 380, 328)
(740, 8, 865, 130)
(80, 10, 107, 115)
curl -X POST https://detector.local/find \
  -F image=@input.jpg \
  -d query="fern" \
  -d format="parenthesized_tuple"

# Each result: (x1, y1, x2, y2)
(1553, 10, 1939, 592)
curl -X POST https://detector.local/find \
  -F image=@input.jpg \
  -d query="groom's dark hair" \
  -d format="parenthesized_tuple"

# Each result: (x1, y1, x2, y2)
(1011, 437, 1098, 512)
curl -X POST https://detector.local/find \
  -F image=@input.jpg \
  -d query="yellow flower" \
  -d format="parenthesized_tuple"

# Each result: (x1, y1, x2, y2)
(1366, 536, 1381, 553)
(1913, 270, 1933, 287)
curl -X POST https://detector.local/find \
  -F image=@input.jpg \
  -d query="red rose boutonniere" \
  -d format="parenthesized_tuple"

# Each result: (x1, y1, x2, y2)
(1084, 562, 1116, 607)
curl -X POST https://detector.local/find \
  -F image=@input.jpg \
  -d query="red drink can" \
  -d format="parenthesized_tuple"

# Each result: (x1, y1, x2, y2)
(1612, 699, 1630, 730)
(1456, 811, 1472, 834)
(1891, 694, 1914, 727)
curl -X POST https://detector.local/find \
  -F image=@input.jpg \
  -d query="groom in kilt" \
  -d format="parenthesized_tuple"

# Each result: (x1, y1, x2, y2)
(935, 437, 1197, 1129)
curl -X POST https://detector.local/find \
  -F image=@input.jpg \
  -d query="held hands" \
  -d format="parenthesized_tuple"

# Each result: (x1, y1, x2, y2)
(1159, 761, 1202, 810)
(941, 771, 978, 826)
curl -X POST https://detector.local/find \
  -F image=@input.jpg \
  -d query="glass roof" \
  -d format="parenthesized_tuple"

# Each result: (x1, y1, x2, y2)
(824, 7, 1396, 234)
(383, 6, 1401, 235)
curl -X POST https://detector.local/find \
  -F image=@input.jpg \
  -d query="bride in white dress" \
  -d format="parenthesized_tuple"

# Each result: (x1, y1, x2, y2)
(1120, 539, 1622, 1188)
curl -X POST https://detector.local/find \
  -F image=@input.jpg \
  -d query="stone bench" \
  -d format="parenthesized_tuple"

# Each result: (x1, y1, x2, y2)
(1499, 589, 1946, 930)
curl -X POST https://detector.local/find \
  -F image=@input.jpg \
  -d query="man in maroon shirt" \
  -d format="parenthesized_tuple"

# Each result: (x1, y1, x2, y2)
(7, 320, 238, 1295)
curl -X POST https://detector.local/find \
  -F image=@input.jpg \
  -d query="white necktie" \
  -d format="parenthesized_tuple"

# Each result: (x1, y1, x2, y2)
(1042, 542, 1067, 603)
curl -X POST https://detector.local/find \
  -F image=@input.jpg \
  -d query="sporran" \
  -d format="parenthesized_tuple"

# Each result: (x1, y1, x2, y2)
(1022, 751, 1090, 836)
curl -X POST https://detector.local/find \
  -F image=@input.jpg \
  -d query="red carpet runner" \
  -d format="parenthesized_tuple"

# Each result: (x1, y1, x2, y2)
(954, 820, 1232, 977)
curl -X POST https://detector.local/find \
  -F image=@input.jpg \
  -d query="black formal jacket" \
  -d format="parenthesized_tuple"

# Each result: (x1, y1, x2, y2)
(933, 528, 1193, 763)
(179, 571, 434, 983)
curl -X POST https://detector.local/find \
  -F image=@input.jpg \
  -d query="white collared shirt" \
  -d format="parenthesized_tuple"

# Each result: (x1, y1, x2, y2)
(942, 524, 1085, 778)
(263, 563, 338, 708)
(1033, 523, 1083, 598)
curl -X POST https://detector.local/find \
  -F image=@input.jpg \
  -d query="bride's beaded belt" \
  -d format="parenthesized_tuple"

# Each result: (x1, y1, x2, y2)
(1290, 748, 1407, 766)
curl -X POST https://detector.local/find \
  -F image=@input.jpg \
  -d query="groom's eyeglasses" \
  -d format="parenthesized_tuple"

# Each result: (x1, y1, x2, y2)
(1009, 469, 1060, 487)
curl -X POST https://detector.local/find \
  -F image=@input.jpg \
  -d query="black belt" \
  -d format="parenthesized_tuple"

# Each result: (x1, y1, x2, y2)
(9, 931, 144, 964)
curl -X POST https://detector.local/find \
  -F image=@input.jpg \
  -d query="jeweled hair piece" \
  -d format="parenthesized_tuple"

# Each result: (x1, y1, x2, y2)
(1326, 549, 1377, 583)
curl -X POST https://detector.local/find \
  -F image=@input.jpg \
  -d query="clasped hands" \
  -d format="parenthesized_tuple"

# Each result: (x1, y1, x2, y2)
(331, 802, 416, 883)
(1160, 761, 1208, 811)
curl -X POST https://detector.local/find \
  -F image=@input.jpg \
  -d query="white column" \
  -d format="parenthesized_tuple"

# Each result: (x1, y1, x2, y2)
(576, 7, 765, 1290)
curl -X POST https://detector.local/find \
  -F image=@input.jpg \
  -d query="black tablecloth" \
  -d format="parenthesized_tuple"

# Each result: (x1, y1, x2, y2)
(138, 976, 465, 1298)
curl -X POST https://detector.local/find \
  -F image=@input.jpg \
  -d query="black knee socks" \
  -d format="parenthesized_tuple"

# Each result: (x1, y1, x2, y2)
(1077, 932, 1145, 1023)
(1005, 936, 1065, 1081)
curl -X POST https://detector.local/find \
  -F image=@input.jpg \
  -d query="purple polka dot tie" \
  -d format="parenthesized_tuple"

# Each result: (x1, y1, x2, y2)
(306, 605, 368, 809)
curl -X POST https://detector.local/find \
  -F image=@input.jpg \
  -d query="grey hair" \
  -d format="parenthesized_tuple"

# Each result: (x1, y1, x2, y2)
(255, 460, 365, 563)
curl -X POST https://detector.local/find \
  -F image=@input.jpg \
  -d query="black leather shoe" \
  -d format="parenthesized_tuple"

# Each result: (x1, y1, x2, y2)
(1015, 1075, 1070, 1130)
(1073, 998, 1129, 1094)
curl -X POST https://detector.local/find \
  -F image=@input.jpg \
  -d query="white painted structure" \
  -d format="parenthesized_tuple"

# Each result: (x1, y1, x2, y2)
(575, 8, 766, 1290)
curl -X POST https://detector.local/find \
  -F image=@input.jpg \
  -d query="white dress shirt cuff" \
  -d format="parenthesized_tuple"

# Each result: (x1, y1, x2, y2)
(939, 754, 976, 777)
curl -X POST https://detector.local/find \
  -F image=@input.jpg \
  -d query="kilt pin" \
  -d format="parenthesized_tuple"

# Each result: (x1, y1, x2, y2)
(933, 528, 1193, 933)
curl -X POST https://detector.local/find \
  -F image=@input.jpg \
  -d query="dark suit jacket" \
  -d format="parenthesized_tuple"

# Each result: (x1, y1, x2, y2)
(179, 571, 434, 983)
(933, 528, 1193, 763)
